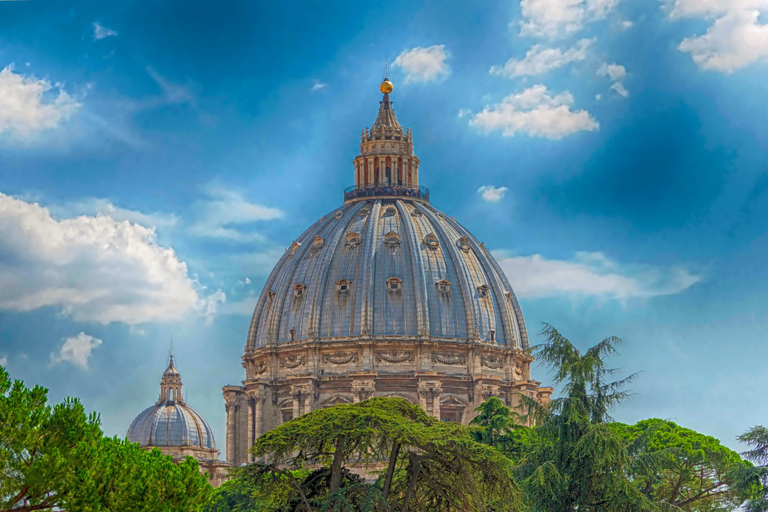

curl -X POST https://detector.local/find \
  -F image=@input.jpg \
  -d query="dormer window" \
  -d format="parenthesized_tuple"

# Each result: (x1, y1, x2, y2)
(383, 206, 397, 217)
(311, 235, 324, 252)
(336, 279, 351, 293)
(424, 233, 439, 250)
(384, 231, 401, 248)
(412, 209, 423, 217)
(289, 329, 296, 342)
(457, 236, 471, 253)
(293, 284, 306, 298)
(346, 232, 361, 248)
(478, 285, 490, 298)
(489, 329, 496, 342)
(359, 208, 369, 218)
(335, 211, 343, 220)
(436, 279, 451, 293)
(386, 277, 402, 292)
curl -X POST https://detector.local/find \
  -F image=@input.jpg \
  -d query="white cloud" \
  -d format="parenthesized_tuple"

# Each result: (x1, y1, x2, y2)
(52, 198, 179, 229)
(494, 251, 701, 299)
(469, 85, 598, 139)
(597, 62, 629, 98)
(621, 20, 634, 29)
(189, 185, 283, 241)
(519, 0, 621, 37)
(611, 81, 629, 97)
(311, 81, 327, 91)
(0, 65, 81, 138)
(0, 192, 202, 325)
(597, 62, 626, 81)
(393, 45, 450, 83)
(146, 67, 195, 106)
(490, 38, 594, 77)
(457, 108, 472, 118)
(203, 290, 226, 324)
(93, 22, 117, 40)
(50, 332, 102, 370)
(666, 0, 768, 73)
(0, 355, 7, 367)
(477, 185, 509, 202)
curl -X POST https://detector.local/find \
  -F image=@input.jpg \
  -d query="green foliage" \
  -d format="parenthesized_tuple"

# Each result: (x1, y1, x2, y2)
(244, 397, 521, 512)
(0, 365, 211, 512)
(738, 426, 768, 512)
(612, 418, 753, 511)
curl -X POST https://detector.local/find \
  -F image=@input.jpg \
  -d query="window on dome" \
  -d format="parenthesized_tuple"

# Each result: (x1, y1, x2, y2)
(436, 279, 451, 293)
(311, 235, 324, 252)
(457, 236, 471, 253)
(289, 329, 296, 342)
(424, 233, 439, 249)
(335, 211, 343, 220)
(386, 277, 402, 292)
(478, 285, 490, 298)
(346, 232, 361, 248)
(336, 279, 351, 293)
(384, 231, 401, 248)
(293, 284, 305, 298)
(489, 329, 496, 342)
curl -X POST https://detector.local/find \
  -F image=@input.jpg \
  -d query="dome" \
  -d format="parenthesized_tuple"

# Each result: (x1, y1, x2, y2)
(127, 355, 216, 451)
(127, 402, 216, 450)
(245, 198, 529, 350)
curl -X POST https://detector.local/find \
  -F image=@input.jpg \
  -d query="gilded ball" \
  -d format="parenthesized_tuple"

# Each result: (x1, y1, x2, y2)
(380, 80, 394, 94)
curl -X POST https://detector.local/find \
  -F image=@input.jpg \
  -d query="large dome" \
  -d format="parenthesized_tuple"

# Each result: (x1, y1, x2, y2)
(223, 77, 552, 469)
(245, 198, 529, 350)
(127, 356, 216, 451)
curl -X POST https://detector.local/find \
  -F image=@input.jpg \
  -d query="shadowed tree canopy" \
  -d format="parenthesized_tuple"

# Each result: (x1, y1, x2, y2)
(0, 365, 212, 512)
(738, 426, 768, 512)
(240, 397, 521, 512)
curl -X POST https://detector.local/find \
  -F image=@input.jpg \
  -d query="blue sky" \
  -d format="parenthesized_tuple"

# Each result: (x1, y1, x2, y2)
(1, 0, 767, 454)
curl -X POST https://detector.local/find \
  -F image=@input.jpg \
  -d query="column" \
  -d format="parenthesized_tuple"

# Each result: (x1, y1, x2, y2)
(367, 158, 374, 186)
(292, 388, 301, 419)
(432, 383, 442, 420)
(225, 401, 235, 464)
(246, 393, 254, 463)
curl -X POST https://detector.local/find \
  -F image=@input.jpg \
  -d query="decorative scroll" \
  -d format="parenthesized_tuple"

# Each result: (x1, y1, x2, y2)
(322, 351, 358, 365)
(279, 354, 306, 369)
(481, 355, 504, 370)
(376, 350, 414, 363)
(254, 360, 268, 375)
(431, 351, 466, 365)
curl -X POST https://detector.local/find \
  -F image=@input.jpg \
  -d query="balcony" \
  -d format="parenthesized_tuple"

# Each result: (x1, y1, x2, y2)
(343, 185, 430, 204)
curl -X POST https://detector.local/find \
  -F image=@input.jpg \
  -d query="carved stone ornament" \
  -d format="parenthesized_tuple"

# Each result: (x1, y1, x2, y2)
(418, 383, 442, 398)
(431, 351, 466, 365)
(352, 381, 376, 400)
(279, 354, 306, 369)
(480, 355, 503, 370)
(375, 349, 414, 363)
(322, 351, 358, 365)
(514, 360, 524, 375)
(254, 360, 268, 375)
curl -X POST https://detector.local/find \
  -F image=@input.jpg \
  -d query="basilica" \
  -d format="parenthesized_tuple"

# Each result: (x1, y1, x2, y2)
(127, 76, 552, 485)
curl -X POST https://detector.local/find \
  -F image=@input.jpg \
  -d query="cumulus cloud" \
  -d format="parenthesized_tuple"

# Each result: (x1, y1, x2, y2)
(203, 290, 226, 324)
(0, 65, 81, 138)
(393, 45, 451, 83)
(490, 39, 594, 77)
(188, 185, 283, 241)
(0, 192, 202, 325)
(469, 85, 598, 139)
(50, 332, 102, 370)
(667, 0, 768, 73)
(478, 185, 509, 202)
(597, 62, 629, 97)
(93, 22, 117, 40)
(494, 251, 701, 299)
(519, 0, 622, 38)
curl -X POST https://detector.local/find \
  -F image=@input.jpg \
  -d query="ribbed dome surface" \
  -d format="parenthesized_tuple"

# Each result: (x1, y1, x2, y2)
(246, 198, 529, 350)
(127, 402, 216, 450)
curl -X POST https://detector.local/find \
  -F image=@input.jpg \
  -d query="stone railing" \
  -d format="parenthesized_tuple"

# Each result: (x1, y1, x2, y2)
(343, 185, 430, 203)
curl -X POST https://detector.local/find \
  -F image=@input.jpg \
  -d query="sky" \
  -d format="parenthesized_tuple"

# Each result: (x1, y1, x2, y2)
(1, 0, 767, 455)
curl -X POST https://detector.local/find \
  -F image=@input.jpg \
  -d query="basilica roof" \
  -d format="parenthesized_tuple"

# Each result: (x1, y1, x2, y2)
(245, 199, 529, 351)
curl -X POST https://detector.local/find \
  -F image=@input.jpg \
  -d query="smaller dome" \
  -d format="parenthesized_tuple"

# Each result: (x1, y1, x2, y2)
(380, 79, 394, 94)
(127, 402, 216, 450)
(126, 355, 216, 451)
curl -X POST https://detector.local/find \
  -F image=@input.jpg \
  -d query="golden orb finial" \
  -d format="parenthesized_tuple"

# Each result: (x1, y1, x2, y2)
(380, 79, 394, 94)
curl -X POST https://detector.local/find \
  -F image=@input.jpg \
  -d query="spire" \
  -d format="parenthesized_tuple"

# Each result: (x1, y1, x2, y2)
(158, 353, 184, 404)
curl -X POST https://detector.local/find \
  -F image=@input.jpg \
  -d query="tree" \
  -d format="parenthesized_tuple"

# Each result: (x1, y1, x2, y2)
(245, 397, 521, 512)
(470, 396, 521, 452)
(737, 426, 768, 512)
(0, 365, 211, 512)
(614, 418, 752, 511)
(513, 323, 655, 512)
